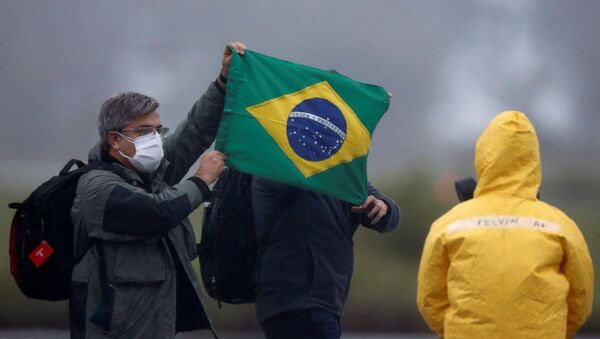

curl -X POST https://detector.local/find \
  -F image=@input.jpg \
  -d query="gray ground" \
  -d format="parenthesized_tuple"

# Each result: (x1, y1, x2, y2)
(0, 330, 598, 339)
(0, 330, 434, 339)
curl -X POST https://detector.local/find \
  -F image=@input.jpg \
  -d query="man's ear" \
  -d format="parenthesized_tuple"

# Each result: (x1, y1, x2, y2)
(108, 131, 121, 150)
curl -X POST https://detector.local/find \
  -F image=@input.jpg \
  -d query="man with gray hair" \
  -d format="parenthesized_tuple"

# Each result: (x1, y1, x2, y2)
(69, 42, 246, 338)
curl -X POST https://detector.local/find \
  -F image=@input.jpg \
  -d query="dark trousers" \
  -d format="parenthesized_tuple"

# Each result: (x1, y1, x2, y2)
(260, 308, 341, 339)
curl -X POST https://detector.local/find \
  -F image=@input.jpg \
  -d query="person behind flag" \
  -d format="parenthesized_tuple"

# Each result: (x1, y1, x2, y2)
(252, 178, 401, 339)
(417, 111, 594, 339)
(69, 41, 246, 338)
(216, 49, 391, 206)
(214, 49, 399, 338)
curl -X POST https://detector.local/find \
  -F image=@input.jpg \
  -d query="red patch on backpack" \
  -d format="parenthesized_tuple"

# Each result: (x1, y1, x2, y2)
(29, 241, 54, 268)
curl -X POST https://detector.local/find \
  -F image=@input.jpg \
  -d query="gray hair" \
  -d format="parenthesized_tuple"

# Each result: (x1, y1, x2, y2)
(98, 92, 159, 151)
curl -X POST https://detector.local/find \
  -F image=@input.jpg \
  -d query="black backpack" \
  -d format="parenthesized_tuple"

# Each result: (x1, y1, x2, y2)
(197, 168, 258, 306)
(8, 159, 118, 301)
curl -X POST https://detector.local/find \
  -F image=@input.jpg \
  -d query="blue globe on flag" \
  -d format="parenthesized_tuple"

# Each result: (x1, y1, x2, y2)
(286, 98, 347, 162)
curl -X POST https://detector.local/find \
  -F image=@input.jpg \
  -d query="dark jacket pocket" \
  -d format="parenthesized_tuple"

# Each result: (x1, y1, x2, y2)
(113, 241, 168, 284)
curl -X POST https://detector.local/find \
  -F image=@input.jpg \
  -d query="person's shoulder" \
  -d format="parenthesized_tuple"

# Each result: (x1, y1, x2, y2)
(78, 168, 126, 192)
(533, 200, 580, 231)
(429, 199, 479, 233)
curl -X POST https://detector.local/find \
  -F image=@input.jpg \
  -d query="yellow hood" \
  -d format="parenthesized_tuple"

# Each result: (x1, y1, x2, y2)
(474, 111, 541, 199)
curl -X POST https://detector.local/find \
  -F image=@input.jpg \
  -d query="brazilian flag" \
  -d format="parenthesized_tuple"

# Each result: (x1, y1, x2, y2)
(216, 49, 390, 205)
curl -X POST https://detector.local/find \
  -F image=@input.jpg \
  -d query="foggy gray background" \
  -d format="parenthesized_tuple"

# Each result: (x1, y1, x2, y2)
(2, 0, 600, 190)
(1, 0, 600, 336)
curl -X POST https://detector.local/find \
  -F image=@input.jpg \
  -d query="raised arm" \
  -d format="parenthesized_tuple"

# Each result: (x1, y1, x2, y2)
(161, 83, 225, 185)
(162, 42, 246, 185)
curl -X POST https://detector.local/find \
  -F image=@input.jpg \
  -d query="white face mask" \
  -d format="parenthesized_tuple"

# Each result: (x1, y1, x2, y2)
(117, 131, 164, 173)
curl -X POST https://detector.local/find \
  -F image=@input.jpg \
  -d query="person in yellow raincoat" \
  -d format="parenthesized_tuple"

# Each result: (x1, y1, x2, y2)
(417, 111, 594, 339)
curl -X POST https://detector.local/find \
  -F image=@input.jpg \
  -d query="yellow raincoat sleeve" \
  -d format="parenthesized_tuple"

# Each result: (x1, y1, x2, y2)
(563, 223, 594, 338)
(417, 222, 449, 337)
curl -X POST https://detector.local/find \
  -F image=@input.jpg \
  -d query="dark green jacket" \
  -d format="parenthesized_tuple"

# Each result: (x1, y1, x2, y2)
(70, 83, 224, 339)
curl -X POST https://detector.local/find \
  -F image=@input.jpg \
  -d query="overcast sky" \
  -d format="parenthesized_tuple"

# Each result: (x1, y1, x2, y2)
(1, 0, 599, 188)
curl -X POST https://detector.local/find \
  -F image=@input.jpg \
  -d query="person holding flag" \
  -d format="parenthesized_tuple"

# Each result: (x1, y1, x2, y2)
(69, 41, 246, 338)
(215, 49, 401, 338)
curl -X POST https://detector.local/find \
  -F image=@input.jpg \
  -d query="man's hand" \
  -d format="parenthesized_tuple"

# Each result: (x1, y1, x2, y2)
(351, 195, 389, 224)
(219, 41, 246, 82)
(196, 151, 226, 185)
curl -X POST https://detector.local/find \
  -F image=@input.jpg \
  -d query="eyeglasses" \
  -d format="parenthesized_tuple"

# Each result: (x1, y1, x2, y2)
(121, 126, 170, 137)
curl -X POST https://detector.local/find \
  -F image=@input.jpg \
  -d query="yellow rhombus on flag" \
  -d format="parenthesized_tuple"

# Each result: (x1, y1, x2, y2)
(247, 81, 371, 178)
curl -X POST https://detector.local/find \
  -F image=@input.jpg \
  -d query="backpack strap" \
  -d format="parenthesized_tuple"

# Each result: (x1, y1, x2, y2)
(89, 240, 115, 331)
(60, 159, 87, 176)
(8, 202, 28, 210)
(83, 161, 134, 192)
